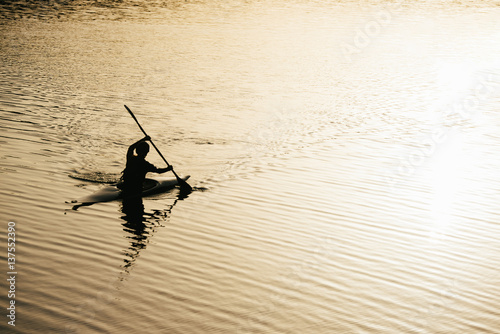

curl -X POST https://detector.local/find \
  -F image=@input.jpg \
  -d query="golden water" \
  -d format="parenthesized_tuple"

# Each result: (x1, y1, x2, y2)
(1, 0, 500, 333)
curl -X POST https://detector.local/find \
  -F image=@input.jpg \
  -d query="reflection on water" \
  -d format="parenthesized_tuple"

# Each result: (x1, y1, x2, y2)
(120, 194, 183, 272)
(121, 196, 156, 273)
(2, 0, 500, 333)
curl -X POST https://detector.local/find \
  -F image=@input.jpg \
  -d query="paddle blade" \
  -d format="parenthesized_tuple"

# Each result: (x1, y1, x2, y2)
(178, 178, 193, 194)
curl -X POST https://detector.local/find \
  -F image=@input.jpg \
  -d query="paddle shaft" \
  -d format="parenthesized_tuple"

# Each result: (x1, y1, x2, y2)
(124, 105, 190, 190)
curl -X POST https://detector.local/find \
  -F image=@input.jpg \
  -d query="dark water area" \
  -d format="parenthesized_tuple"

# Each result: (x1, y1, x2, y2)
(2, 0, 500, 333)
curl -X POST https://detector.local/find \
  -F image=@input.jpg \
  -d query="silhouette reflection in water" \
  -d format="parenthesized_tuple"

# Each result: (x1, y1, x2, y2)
(119, 193, 180, 273)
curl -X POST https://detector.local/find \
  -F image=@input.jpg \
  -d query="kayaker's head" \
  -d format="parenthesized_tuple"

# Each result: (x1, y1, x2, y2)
(136, 141, 150, 157)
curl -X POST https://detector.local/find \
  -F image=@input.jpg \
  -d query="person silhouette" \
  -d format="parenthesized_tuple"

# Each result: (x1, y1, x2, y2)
(119, 136, 172, 196)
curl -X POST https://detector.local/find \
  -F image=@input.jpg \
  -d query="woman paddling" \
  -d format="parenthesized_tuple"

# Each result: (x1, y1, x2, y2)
(119, 136, 173, 195)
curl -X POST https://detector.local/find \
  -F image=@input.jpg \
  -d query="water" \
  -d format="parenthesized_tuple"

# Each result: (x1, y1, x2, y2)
(2, 0, 500, 333)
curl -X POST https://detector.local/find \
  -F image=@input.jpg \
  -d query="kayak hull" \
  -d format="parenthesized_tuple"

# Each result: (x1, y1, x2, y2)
(71, 176, 190, 208)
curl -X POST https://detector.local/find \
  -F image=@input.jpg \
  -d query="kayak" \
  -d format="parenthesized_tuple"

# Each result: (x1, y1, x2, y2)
(70, 175, 190, 209)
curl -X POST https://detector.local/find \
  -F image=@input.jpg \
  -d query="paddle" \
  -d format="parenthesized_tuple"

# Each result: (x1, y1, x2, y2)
(124, 105, 193, 194)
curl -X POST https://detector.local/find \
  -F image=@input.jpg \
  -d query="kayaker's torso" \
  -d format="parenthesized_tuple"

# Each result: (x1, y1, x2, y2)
(121, 156, 156, 192)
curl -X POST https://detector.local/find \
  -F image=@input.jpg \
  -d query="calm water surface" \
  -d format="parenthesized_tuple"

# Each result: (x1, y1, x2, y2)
(2, 0, 500, 333)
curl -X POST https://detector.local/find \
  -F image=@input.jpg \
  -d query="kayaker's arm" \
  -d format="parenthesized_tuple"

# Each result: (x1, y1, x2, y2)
(154, 166, 173, 174)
